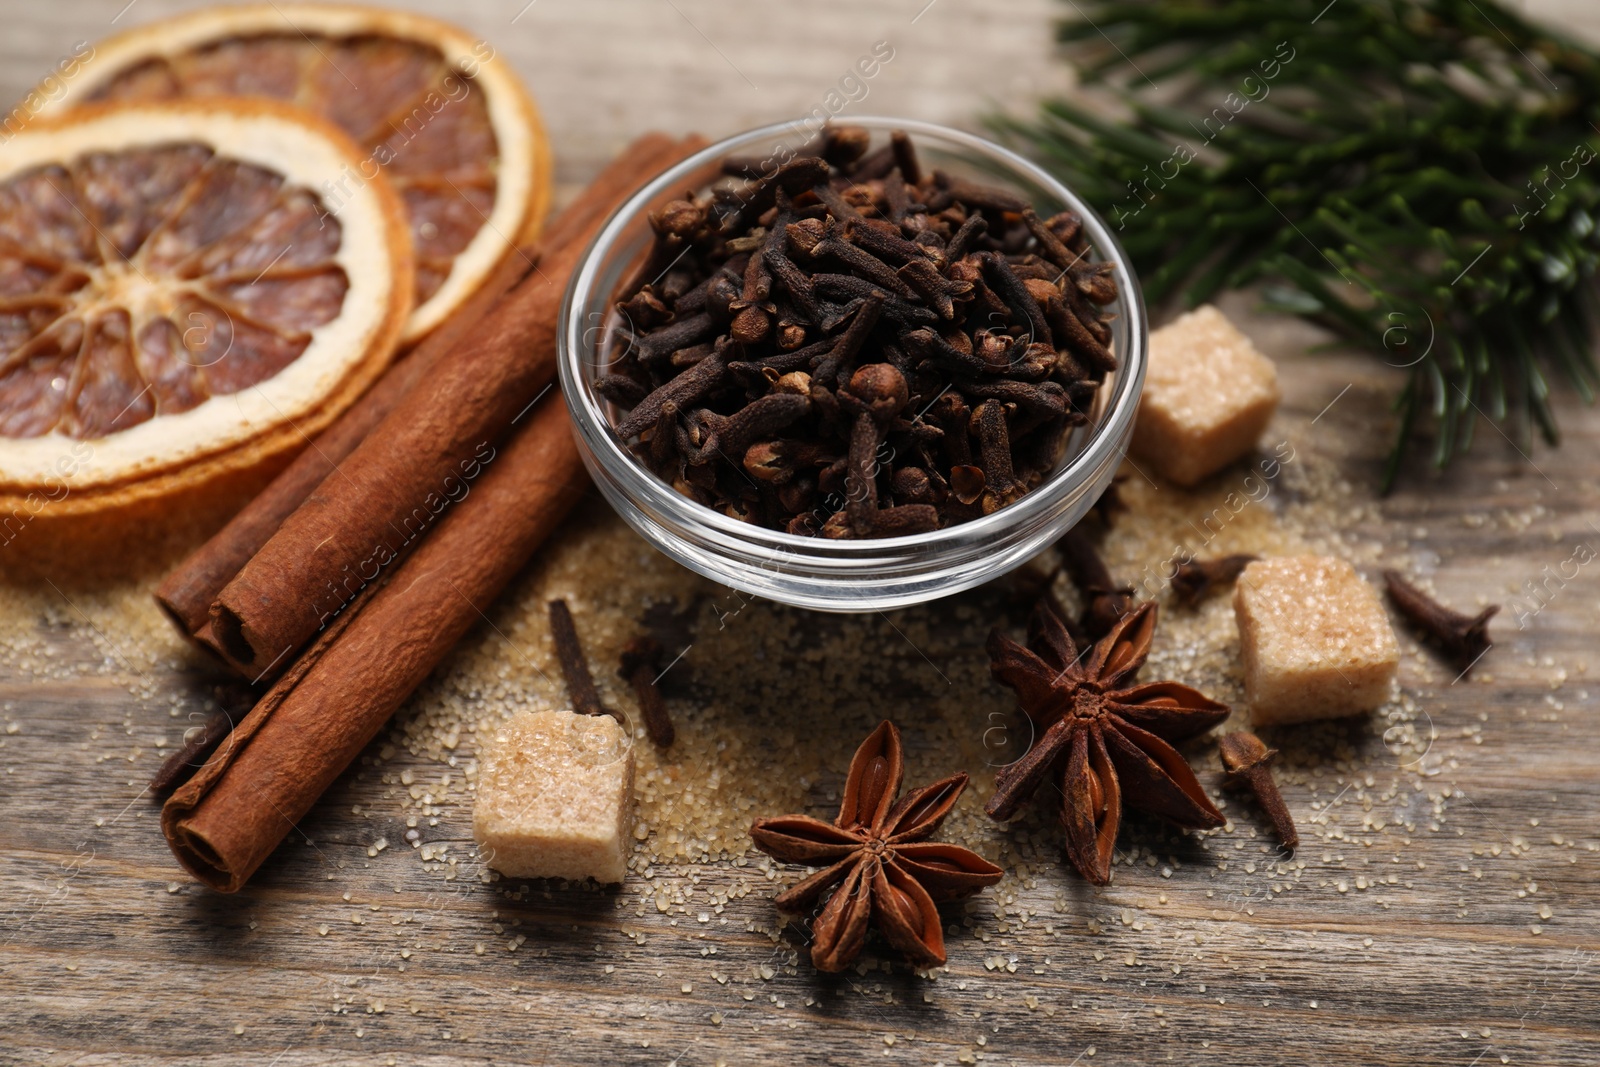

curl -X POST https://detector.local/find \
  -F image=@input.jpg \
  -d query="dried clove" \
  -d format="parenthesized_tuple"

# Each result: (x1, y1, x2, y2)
(847, 217, 937, 267)
(806, 231, 918, 300)
(1002, 565, 1089, 647)
(600, 126, 1122, 537)
(1019, 207, 1080, 271)
(1382, 570, 1497, 673)
(683, 390, 811, 463)
(636, 310, 717, 365)
(928, 171, 1028, 214)
(980, 253, 1052, 349)
(969, 399, 1019, 511)
(595, 372, 648, 408)
(840, 363, 908, 534)
(1057, 527, 1133, 638)
(1172, 554, 1258, 606)
(619, 636, 675, 747)
(547, 599, 619, 722)
(614, 341, 731, 440)
(149, 683, 256, 795)
(1218, 731, 1297, 850)
(944, 212, 988, 262)
(889, 129, 922, 186)
(812, 292, 884, 386)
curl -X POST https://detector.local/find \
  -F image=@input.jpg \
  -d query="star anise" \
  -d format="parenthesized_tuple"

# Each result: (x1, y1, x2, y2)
(986, 600, 1229, 885)
(750, 721, 1004, 972)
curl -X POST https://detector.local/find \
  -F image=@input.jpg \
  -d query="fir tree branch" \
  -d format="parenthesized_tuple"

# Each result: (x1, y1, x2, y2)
(993, 0, 1600, 486)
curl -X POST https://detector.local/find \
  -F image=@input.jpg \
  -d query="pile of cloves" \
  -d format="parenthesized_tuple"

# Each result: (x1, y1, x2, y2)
(596, 125, 1121, 537)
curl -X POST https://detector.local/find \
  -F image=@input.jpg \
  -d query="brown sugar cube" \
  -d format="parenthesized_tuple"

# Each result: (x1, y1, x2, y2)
(1233, 556, 1400, 725)
(1132, 304, 1280, 486)
(473, 708, 635, 884)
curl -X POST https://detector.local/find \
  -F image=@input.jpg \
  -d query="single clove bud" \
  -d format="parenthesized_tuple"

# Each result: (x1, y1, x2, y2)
(1218, 731, 1297, 850)
(615, 340, 730, 440)
(729, 248, 774, 344)
(619, 636, 675, 747)
(846, 217, 940, 268)
(969, 399, 1019, 512)
(980, 253, 1052, 350)
(889, 129, 922, 185)
(651, 198, 705, 237)
(1382, 570, 1497, 674)
(636, 310, 718, 366)
(1019, 207, 1081, 271)
(547, 599, 619, 722)
(944, 213, 988, 262)
(149, 683, 256, 795)
(808, 232, 918, 300)
(1056, 527, 1133, 638)
(683, 390, 811, 464)
(1171, 554, 1258, 606)
(928, 171, 1029, 214)
(889, 466, 935, 505)
(811, 291, 885, 386)
(595, 371, 649, 408)
(839, 363, 910, 535)
(1024, 581, 1090, 650)
(821, 503, 939, 538)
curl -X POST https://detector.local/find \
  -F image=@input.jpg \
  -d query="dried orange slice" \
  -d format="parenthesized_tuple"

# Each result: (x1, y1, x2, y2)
(0, 100, 413, 514)
(44, 3, 550, 343)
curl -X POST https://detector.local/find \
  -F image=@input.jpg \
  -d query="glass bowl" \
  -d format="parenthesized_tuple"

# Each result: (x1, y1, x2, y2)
(558, 116, 1146, 612)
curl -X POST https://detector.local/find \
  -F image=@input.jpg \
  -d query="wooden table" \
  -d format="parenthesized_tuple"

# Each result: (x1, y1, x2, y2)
(3, 3, 1598, 1065)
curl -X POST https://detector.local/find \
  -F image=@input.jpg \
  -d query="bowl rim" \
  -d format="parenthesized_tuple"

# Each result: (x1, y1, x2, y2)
(559, 115, 1147, 559)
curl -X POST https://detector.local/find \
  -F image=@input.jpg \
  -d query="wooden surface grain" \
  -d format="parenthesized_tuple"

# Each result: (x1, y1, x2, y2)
(3, 3, 1599, 1066)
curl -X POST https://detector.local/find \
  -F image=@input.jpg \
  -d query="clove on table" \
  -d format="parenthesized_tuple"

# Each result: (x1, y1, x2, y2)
(1056, 526, 1133, 639)
(1218, 731, 1298, 851)
(547, 599, 621, 722)
(1171, 554, 1258, 606)
(619, 636, 676, 748)
(149, 683, 257, 795)
(1382, 570, 1497, 674)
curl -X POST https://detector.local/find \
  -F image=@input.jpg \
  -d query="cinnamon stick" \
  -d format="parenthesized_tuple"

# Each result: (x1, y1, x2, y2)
(203, 133, 706, 679)
(153, 243, 538, 641)
(162, 395, 587, 892)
